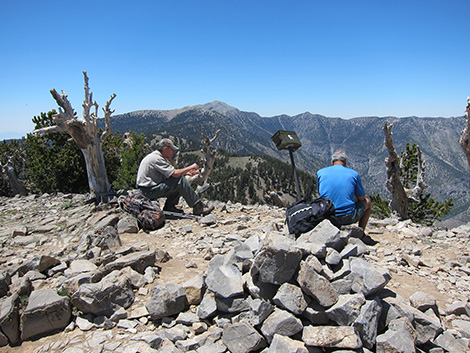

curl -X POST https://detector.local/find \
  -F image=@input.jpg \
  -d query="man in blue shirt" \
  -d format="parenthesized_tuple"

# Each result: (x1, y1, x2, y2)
(317, 151, 371, 229)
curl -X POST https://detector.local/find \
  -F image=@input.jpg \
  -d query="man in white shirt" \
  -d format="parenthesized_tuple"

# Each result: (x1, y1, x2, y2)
(136, 138, 213, 216)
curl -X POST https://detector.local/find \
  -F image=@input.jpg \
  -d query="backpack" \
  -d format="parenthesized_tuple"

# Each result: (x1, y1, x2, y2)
(286, 197, 338, 237)
(119, 192, 165, 232)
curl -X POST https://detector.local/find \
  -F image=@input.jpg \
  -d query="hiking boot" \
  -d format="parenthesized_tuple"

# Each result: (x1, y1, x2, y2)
(193, 201, 214, 216)
(163, 205, 184, 214)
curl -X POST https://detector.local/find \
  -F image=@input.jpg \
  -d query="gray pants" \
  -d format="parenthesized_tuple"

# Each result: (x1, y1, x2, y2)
(139, 176, 200, 208)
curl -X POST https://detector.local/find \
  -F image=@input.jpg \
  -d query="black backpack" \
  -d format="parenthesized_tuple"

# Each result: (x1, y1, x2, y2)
(286, 197, 338, 237)
(119, 192, 165, 232)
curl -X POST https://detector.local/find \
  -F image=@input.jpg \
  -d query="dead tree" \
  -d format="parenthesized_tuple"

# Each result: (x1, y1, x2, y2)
(383, 123, 427, 219)
(0, 158, 28, 196)
(34, 72, 116, 202)
(459, 97, 470, 186)
(187, 127, 221, 195)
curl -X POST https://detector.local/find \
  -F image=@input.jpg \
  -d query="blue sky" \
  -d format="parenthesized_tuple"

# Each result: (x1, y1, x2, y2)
(1, 0, 469, 139)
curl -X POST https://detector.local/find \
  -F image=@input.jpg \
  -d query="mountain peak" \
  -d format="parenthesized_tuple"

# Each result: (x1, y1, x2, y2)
(193, 101, 239, 115)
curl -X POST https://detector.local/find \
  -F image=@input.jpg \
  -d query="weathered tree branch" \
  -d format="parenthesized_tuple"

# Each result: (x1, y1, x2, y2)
(101, 93, 117, 142)
(188, 128, 221, 187)
(405, 145, 427, 202)
(459, 97, 470, 186)
(383, 123, 408, 219)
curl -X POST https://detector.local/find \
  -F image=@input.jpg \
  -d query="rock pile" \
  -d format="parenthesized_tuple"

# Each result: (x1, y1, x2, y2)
(0, 193, 469, 352)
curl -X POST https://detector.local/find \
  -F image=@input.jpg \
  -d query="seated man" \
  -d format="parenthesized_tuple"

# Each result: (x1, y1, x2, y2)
(316, 151, 371, 229)
(136, 138, 213, 216)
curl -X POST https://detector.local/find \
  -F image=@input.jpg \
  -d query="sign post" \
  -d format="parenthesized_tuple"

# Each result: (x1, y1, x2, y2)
(271, 130, 303, 201)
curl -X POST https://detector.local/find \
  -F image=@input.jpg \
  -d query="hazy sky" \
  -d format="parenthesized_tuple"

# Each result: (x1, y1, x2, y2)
(1, 0, 469, 139)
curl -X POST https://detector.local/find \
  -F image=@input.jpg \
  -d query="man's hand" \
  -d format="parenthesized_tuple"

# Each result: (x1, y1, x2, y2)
(186, 163, 200, 176)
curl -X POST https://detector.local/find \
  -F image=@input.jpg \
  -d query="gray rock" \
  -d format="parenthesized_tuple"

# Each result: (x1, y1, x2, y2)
(72, 270, 134, 316)
(297, 219, 343, 251)
(103, 250, 156, 275)
(117, 216, 139, 234)
(294, 241, 327, 259)
(20, 289, 71, 341)
(146, 283, 187, 320)
(93, 225, 121, 249)
(159, 324, 190, 342)
(205, 254, 244, 298)
(385, 297, 443, 345)
(302, 325, 362, 349)
(223, 322, 266, 353)
(199, 214, 218, 226)
(297, 256, 338, 307)
(268, 334, 310, 353)
(331, 278, 353, 295)
(452, 319, 470, 338)
(409, 291, 439, 315)
(273, 282, 309, 315)
(434, 331, 468, 353)
(0, 271, 10, 298)
(352, 298, 382, 349)
(325, 248, 342, 266)
(376, 317, 416, 353)
(197, 291, 218, 320)
(349, 257, 391, 297)
(325, 293, 365, 326)
(93, 214, 120, 232)
(17, 255, 60, 276)
(215, 296, 250, 313)
(121, 266, 147, 288)
(302, 303, 329, 325)
(0, 331, 8, 347)
(260, 308, 303, 344)
(0, 293, 20, 345)
(445, 300, 470, 316)
(247, 298, 274, 326)
(196, 342, 227, 353)
(252, 233, 302, 285)
(243, 272, 279, 301)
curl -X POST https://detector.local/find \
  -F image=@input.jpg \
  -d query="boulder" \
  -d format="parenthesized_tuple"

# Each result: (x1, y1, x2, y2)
(205, 254, 244, 298)
(297, 256, 338, 307)
(146, 283, 187, 320)
(222, 322, 266, 353)
(252, 234, 302, 285)
(72, 270, 134, 316)
(273, 282, 309, 315)
(376, 317, 417, 353)
(348, 257, 391, 296)
(0, 293, 20, 345)
(20, 289, 71, 341)
(260, 308, 303, 344)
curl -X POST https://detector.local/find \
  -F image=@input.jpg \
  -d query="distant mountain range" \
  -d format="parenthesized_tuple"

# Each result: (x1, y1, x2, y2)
(103, 101, 469, 221)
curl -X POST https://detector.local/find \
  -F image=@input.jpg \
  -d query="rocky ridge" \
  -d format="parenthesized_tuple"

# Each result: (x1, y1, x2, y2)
(0, 193, 469, 352)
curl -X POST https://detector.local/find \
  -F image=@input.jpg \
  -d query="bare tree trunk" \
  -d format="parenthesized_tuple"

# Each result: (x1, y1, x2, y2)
(383, 123, 428, 219)
(459, 97, 470, 186)
(1, 159, 28, 196)
(33, 72, 116, 202)
(383, 123, 408, 219)
(187, 128, 221, 195)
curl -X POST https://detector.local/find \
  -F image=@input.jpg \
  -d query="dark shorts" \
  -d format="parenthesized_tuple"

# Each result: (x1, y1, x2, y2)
(336, 200, 366, 225)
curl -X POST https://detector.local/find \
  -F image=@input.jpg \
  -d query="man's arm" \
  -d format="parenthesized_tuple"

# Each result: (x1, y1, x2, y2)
(172, 163, 199, 178)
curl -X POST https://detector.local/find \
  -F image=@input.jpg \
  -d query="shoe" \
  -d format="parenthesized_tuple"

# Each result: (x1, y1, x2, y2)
(163, 205, 184, 214)
(193, 201, 214, 216)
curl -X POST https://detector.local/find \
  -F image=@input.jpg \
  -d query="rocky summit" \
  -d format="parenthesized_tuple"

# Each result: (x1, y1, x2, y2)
(0, 193, 469, 353)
